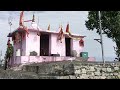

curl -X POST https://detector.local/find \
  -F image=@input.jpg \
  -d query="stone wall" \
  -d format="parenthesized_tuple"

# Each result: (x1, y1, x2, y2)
(22, 61, 120, 79)
(70, 63, 120, 79)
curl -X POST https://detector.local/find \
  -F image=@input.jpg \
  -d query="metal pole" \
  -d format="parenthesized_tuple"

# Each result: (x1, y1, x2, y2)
(0, 50, 1, 61)
(0, 50, 2, 65)
(9, 25, 11, 34)
(98, 11, 105, 64)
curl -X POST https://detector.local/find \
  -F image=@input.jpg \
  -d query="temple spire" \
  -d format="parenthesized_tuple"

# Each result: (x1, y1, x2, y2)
(47, 24, 50, 31)
(32, 14, 35, 22)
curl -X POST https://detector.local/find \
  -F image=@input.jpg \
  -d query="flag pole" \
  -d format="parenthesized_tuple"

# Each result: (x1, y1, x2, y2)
(98, 11, 105, 65)
(0, 50, 2, 61)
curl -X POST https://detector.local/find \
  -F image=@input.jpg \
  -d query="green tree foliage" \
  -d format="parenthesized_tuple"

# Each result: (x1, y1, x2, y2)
(4, 44, 14, 70)
(85, 11, 120, 59)
(5, 44, 14, 59)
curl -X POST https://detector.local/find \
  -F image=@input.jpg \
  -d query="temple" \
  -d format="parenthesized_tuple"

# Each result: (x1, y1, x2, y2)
(7, 11, 92, 67)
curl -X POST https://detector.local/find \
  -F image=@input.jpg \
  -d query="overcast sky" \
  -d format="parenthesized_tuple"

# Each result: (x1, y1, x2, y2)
(0, 11, 116, 61)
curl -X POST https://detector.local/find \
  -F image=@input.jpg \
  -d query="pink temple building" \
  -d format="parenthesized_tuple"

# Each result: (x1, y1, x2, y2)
(7, 12, 89, 67)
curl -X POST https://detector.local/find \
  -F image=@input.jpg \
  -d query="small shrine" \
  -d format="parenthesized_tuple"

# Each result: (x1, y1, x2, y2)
(7, 11, 86, 67)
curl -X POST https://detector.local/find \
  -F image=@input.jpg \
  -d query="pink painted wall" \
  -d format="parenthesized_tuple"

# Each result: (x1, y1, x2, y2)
(14, 56, 21, 65)
(72, 39, 84, 57)
(11, 30, 85, 66)
(21, 35, 26, 56)
(50, 33, 66, 56)
(13, 31, 84, 58)
(12, 33, 27, 65)
(13, 41, 21, 56)
(50, 33, 84, 57)
(14, 34, 26, 56)
(13, 39, 21, 65)
(26, 31, 40, 56)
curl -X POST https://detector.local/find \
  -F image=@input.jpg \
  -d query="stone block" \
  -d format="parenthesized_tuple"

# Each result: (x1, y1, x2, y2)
(80, 74, 89, 79)
(117, 75, 120, 79)
(89, 66, 95, 71)
(106, 68, 112, 72)
(110, 73, 113, 76)
(104, 73, 110, 76)
(63, 64, 74, 75)
(76, 76, 80, 79)
(80, 76, 85, 79)
(91, 72, 94, 76)
(100, 76, 106, 79)
(88, 76, 94, 79)
(114, 67, 119, 71)
(83, 66, 89, 70)
(86, 71, 92, 75)
(94, 71, 101, 76)
(75, 69, 81, 74)
(96, 68, 101, 71)
(102, 68, 106, 72)
(74, 66, 81, 70)
(94, 76, 100, 79)
(69, 75, 76, 79)
(59, 76, 69, 79)
(81, 68, 86, 74)
(114, 73, 119, 76)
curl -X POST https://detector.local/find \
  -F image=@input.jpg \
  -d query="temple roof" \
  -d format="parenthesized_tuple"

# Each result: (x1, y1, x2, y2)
(7, 23, 86, 38)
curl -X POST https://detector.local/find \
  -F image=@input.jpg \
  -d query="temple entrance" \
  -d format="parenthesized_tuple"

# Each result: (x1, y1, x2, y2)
(40, 34, 49, 56)
(65, 38, 71, 56)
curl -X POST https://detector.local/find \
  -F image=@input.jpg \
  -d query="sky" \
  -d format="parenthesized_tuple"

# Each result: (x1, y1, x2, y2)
(0, 11, 116, 61)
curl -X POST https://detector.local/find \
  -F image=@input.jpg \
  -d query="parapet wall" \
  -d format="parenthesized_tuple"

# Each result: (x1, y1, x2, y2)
(22, 61, 120, 79)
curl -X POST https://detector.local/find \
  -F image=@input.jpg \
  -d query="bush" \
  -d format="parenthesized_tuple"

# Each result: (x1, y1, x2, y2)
(30, 51, 38, 56)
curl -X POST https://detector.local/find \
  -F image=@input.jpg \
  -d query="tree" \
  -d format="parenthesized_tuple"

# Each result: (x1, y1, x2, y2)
(4, 44, 14, 70)
(85, 11, 120, 60)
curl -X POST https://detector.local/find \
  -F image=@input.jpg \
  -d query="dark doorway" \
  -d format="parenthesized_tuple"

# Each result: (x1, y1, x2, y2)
(40, 34, 49, 56)
(65, 38, 71, 56)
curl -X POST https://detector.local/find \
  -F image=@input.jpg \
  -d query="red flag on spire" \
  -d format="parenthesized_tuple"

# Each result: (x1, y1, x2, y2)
(19, 11, 29, 37)
(66, 23, 69, 33)
(19, 11, 24, 26)
(58, 26, 64, 43)
(66, 23, 72, 36)
(47, 24, 50, 31)
(60, 27, 63, 35)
